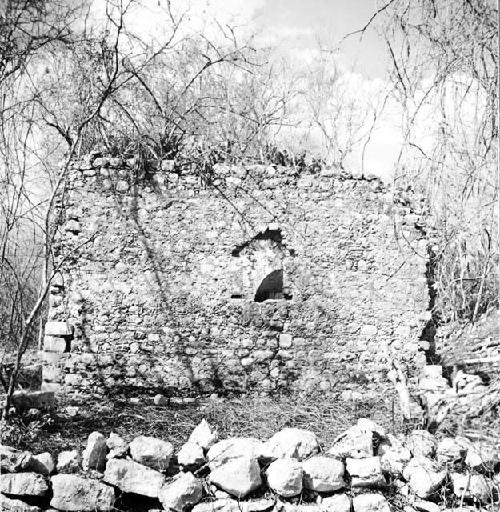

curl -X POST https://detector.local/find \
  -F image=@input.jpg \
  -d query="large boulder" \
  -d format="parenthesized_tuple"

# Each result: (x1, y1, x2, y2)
(328, 425, 374, 459)
(0, 495, 41, 512)
(129, 435, 174, 471)
(406, 431, 437, 459)
(451, 473, 493, 503)
(266, 458, 303, 497)
(50, 474, 115, 511)
(28, 453, 55, 476)
(57, 450, 81, 473)
(0, 473, 48, 497)
(207, 438, 267, 469)
(352, 494, 391, 512)
(266, 428, 319, 461)
(177, 442, 205, 468)
(302, 456, 345, 492)
(82, 432, 107, 471)
(346, 456, 385, 487)
(403, 457, 447, 498)
(188, 419, 219, 451)
(103, 458, 165, 498)
(209, 456, 262, 498)
(0, 445, 32, 473)
(320, 494, 351, 512)
(158, 472, 203, 512)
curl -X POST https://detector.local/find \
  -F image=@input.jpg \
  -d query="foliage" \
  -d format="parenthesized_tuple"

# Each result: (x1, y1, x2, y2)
(376, 0, 499, 322)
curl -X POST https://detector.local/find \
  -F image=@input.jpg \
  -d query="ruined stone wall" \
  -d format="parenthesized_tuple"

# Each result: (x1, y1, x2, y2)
(41, 155, 431, 396)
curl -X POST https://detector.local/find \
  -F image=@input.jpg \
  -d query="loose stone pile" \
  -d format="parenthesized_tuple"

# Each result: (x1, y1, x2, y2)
(1, 418, 499, 512)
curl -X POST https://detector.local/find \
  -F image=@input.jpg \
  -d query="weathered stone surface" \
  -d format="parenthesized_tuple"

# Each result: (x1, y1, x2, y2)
(0, 473, 49, 497)
(56, 450, 81, 473)
(129, 435, 174, 470)
(106, 432, 128, 459)
(406, 431, 437, 459)
(403, 457, 447, 498)
(154, 393, 168, 405)
(328, 425, 374, 459)
(266, 458, 303, 497)
(352, 494, 391, 512)
(347, 456, 385, 487)
(189, 419, 219, 450)
(28, 452, 55, 476)
(82, 431, 107, 471)
(207, 438, 266, 469)
(436, 437, 467, 464)
(103, 458, 165, 498)
(320, 494, 351, 512)
(50, 474, 115, 511)
(158, 472, 203, 511)
(192, 498, 274, 512)
(266, 428, 319, 461)
(177, 442, 205, 468)
(413, 499, 440, 512)
(0, 495, 41, 512)
(451, 473, 493, 502)
(209, 456, 262, 498)
(302, 456, 345, 492)
(0, 445, 32, 473)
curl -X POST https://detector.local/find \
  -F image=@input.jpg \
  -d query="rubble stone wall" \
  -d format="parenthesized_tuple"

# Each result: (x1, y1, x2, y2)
(42, 155, 430, 396)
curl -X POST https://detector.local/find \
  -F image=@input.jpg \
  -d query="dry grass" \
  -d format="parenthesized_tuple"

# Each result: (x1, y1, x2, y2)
(2, 391, 405, 454)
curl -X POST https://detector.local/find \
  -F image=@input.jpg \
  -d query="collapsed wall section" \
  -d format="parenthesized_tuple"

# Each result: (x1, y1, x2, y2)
(41, 155, 430, 397)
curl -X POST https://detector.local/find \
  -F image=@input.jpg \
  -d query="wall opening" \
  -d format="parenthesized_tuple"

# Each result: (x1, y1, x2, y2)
(254, 269, 284, 302)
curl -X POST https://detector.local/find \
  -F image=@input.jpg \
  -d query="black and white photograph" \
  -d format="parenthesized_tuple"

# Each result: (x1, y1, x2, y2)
(0, 1, 498, 511)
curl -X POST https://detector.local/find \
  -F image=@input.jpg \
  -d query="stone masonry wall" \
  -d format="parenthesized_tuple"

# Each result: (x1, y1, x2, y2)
(41, 155, 431, 397)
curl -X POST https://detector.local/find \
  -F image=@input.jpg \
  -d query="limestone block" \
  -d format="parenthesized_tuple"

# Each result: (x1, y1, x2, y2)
(0, 495, 41, 512)
(266, 428, 320, 461)
(320, 494, 351, 512)
(346, 456, 385, 487)
(28, 452, 55, 475)
(406, 430, 437, 458)
(402, 457, 447, 498)
(0, 473, 49, 497)
(43, 337, 67, 353)
(465, 441, 499, 472)
(158, 472, 203, 512)
(207, 438, 267, 469)
(302, 456, 345, 492)
(44, 322, 73, 337)
(0, 445, 33, 473)
(103, 458, 165, 498)
(129, 435, 174, 471)
(82, 431, 107, 471)
(328, 425, 374, 459)
(11, 391, 55, 411)
(266, 458, 303, 497)
(209, 456, 262, 498)
(57, 450, 81, 473)
(177, 442, 205, 468)
(188, 419, 218, 450)
(106, 432, 128, 459)
(50, 474, 115, 511)
(353, 494, 391, 512)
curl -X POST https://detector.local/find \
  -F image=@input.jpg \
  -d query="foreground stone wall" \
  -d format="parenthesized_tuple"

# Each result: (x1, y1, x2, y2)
(42, 155, 430, 396)
(1, 418, 499, 511)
